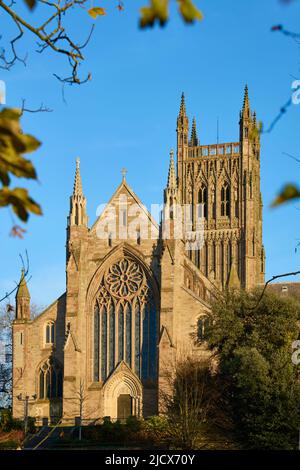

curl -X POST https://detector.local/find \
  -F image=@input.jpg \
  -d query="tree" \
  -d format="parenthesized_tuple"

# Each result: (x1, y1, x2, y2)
(162, 356, 233, 449)
(209, 289, 300, 449)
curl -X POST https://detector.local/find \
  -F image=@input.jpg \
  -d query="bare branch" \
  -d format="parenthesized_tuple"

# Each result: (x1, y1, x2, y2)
(0, 251, 30, 304)
(247, 270, 300, 311)
(20, 98, 53, 115)
(0, 0, 94, 84)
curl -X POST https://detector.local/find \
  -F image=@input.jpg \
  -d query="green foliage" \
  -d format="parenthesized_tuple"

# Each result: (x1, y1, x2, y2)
(0, 439, 20, 449)
(141, 415, 171, 447)
(0, 108, 42, 222)
(271, 183, 300, 207)
(125, 415, 142, 433)
(83, 419, 126, 444)
(0, 409, 23, 432)
(209, 289, 300, 449)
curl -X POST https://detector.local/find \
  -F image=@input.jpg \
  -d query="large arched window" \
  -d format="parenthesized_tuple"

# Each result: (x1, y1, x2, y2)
(93, 258, 158, 383)
(198, 185, 208, 219)
(221, 184, 230, 217)
(38, 358, 62, 400)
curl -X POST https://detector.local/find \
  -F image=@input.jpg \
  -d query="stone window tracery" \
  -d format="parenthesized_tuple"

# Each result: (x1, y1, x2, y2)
(93, 257, 157, 383)
(38, 358, 62, 400)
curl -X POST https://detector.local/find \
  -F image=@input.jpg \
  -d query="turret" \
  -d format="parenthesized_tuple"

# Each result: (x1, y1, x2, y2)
(164, 149, 178, 216)
(176, 93, 189, 203)
(239, 85, 264, 288)
(15, 269, 30, 320)
(68, 158, 88, 228)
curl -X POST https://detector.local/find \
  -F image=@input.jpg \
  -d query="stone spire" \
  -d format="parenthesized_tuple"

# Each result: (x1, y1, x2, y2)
(73, 157, 83, 196)
(69, 158, 88, 227)
(15, 269, 30, 320)
(167, 149, 176, 189)
(243, 84, 249, 112)
(240, 84, 252, 140)
(190, 117, 199, 146)
(164, 149, 179, 226)
(179, 92, 186, 117)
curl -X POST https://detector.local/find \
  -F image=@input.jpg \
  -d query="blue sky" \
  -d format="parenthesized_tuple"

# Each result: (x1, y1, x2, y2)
(1, 0, 300, 306)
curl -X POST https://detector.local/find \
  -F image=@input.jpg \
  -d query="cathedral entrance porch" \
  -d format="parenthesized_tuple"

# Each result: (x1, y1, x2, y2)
(102, 361, 142, 420)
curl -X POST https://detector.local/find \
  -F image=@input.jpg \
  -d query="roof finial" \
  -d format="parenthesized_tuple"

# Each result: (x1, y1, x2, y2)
(121, 167, 127, 182)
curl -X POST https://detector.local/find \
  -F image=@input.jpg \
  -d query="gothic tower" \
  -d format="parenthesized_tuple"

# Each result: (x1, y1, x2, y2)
(175, 87, 265, 290)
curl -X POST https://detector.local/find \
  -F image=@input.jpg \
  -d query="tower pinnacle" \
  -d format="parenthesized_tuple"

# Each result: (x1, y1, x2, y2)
(190, 117, 199, 146)
(16, 269, 30, 300)
(179, 92, 186, 117)
(241, 84, 251, 118)
(73, 157, 83, 196)
(69, 158, 88, 227)
(15, 268, 30, 320)
(167, 149, 176, 189)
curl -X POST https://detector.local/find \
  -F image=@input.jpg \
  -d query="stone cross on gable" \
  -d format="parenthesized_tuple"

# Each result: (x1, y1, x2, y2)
(121, 168, 127, 181)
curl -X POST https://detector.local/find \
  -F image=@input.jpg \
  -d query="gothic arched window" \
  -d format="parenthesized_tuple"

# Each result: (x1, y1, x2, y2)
(38, 358, 62, 400)
(45, 321, 55, 345)
(93, 257, 157, 382)
(197, 316, 211, 342)
(198, 186, 208, 219)
(221, 184, 230, 217)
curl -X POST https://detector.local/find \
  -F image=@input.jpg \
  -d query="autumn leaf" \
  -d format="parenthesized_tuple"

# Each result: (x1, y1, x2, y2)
(271, 184, 300, 207)
(140, 0, 169, 28)
(0, 107, 41, 186)
(117, 1, 125, 11)
(10, 225, 27, 239)
(177, 0, 203, 23)
(0, 187, 42, 222)
(88, 7, 106, 19)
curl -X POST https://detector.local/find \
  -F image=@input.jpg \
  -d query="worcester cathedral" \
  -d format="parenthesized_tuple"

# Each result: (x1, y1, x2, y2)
(12, 87, 265, 423)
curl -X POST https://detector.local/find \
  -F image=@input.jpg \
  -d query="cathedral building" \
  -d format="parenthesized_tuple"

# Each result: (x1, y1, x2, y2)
(12, 87, 265, 423)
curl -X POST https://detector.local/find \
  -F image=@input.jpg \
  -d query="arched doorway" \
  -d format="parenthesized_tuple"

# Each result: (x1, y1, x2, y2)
(102, 361, 142, 420)
(117, 394, 132, 420)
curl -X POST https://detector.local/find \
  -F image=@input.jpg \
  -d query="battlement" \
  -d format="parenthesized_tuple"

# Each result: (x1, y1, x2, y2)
(188, 142, 240, 158)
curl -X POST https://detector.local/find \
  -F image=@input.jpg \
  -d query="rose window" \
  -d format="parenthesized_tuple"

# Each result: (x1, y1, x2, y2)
(105, 258, 143, 298)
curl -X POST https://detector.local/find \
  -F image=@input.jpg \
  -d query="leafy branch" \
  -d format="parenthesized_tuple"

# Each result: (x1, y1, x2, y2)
(0, 108, 42, 222)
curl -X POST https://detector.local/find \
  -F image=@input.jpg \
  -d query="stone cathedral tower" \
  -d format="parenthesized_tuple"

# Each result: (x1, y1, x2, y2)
(177, 87, 265, 289)
(12, 87, 265, 425)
